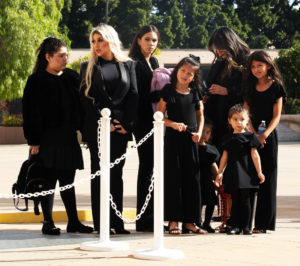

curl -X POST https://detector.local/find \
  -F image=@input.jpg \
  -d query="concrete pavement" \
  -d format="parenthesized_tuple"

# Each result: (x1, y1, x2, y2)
(0, 142, 300, 265)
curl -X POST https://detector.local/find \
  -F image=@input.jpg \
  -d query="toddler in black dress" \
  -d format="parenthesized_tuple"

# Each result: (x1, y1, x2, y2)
(197, 119, 220, 233)
(215, 104, 265, 235)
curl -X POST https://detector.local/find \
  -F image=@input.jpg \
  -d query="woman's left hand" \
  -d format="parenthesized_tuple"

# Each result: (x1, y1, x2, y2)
(258, 133, 267, 148)
(191, 132, 201, 143)
(209, 84, 228, 95)
(113, 119, 127, 134)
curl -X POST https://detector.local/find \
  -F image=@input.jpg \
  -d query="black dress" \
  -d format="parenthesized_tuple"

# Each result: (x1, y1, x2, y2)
(161, 84, 202, 223)
(204, 60, 243, 148)
(198, 144, 220, 205)
(133, 54, 159, 231)
(222, 132, 261, 194)
(248, 82, 287, 231)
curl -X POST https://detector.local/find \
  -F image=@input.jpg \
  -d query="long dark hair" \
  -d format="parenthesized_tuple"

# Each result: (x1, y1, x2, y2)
(208, 26, 250, 79)
(33, 37, 67, 73)
(170, 56, 202, 92)
(128, 25, 160, 59)
(243, 50, 285, 104)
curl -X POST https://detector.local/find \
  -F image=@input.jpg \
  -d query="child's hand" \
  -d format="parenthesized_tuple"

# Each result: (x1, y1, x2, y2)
(215, 173, 223, 187)
(191, 132, 201, 143)
(172, 122, 187, 132)
(258, 172, 265, 184)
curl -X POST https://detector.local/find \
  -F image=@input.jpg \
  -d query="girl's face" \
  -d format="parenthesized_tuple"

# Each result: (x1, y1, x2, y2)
(138, 31, 158, 57)
(251, 60, 270, 80)
(228, 112, 248, 133)
(46, 46, 68, 73)
(176, 63, 195, 87)
(200, 125, 212, 143)
(92, 33, 113, 60)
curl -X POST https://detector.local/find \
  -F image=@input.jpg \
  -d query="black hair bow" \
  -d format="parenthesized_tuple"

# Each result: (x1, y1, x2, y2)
(189, 54, 201, 63)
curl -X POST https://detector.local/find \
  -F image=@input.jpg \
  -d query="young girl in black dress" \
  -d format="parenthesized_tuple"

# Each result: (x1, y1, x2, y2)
(243, 50, 287, 233)
(197, 119, 220, 233)
(157, 56, 204, 235)
(215, 104, 265, 235)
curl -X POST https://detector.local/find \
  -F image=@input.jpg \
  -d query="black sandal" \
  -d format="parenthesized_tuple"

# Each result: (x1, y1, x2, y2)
(252, 228, 266, 234)
(182, 224, 205, 234)
(169, 227, 181, 235)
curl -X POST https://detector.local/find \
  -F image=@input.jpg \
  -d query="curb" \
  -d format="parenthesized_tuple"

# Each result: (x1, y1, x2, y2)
(0, 208, 136, 223)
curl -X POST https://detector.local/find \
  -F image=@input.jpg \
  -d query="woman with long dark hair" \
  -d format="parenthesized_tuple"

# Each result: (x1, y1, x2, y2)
(22, 37, 93, 235)
(129, 25, 160, 232)
(79, 24, 138, 234)
(205, 26, 250, 148)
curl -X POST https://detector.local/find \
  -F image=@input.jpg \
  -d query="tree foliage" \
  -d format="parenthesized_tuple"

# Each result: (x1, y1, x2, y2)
(0, 0, 68, 100)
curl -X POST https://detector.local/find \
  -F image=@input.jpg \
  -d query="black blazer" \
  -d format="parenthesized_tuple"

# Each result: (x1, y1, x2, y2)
(22, 69, 81, 145)
(79, 60, 138, 142)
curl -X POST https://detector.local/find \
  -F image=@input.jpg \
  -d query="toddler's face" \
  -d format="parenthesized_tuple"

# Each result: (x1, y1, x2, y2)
(201, 125, 212, 143)
(228, 112, 248, 133)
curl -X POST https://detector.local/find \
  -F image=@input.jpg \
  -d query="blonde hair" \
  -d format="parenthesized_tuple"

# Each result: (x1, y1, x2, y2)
(82, 24, 131, 99)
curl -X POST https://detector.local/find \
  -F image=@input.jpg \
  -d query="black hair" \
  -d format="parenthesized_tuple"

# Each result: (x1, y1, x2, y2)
(170, 56, 202, 91)
(128, 25, 160, 59)
(33, 37, 67, 73)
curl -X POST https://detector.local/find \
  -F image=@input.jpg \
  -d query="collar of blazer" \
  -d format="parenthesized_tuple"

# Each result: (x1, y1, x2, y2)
(93, 61, 130, 107)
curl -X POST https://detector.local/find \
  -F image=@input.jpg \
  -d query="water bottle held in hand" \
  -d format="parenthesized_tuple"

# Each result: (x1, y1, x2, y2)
(258, 120, 266, 134)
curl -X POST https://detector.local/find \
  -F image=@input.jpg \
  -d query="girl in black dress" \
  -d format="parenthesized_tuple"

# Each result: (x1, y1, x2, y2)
(129, 25, 160, 232)
(197, 119, 220, 233)
(22, 37, 93, 235)
(243, 50, 287, 233)
(204, 27, 250, 149)
(216, 104, 265, 235)
(79, 24, 138, 234)
(157, 56, 204, 235)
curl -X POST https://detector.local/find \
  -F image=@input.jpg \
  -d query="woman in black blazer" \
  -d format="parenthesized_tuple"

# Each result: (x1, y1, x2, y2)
(22, 37, 93, 235)
(79, 24, 138, 234)
(129, 25, 160, 232)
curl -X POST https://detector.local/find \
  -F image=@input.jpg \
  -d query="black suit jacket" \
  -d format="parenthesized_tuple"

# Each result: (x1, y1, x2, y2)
(79, 60, 138, 142)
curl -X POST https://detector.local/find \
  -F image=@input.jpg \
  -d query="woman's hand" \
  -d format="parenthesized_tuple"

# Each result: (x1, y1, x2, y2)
(113, 119, 127, 134)
(82, 142, 89, 149)
(215, 173, 223, 187)
(258, 133, 267, 148)
(171, 122, 187, 132)
(191, 132, 201, 143)
(209, 84, 228, 95)
(29, 145, 40, 155)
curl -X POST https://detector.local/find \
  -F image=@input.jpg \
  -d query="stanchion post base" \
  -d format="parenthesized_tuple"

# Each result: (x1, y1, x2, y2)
(80, 240, 130, 251)
(133, 248, 184, 260)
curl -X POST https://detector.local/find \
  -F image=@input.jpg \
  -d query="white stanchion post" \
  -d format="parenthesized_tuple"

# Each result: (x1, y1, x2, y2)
(80, 108, 129, 251)
(133, 111, 184, 260)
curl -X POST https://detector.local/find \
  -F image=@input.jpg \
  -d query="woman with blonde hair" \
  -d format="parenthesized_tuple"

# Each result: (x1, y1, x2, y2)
(79, 24, 138, 234)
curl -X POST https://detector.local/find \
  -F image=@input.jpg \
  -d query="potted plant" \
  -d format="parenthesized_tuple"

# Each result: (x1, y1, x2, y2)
(0, 113, 26, 144)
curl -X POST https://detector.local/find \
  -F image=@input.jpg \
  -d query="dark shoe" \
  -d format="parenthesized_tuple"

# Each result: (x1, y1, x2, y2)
(243, 229, 252, 235)
(203, 224, 215, 233)
(67, 222, 94, 233)
(226, 227, 241, 235)
(182, 224, 205, 234)
(42, 221, 61, 235)
(113, 228, 130, 234)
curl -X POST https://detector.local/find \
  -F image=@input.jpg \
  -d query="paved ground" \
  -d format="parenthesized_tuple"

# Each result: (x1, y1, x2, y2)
(0, 140, 300, 265)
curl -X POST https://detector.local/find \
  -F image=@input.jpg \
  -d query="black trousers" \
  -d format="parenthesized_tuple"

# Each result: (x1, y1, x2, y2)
(88, 132, 128, 230)
(41, 168, 79, 224)
(133, 120, 154, 231)
(229, 189, 254, 230)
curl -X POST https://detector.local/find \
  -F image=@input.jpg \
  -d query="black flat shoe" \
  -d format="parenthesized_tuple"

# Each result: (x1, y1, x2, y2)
(113, 228, 130, 234)
(42, 221, 61, 235)
(243, 229, 252, 235)
(182, 224, 205, 234)
(67, 222, 94, 233)
(226, 227, 241, 235)
(203, 224, 215, 233)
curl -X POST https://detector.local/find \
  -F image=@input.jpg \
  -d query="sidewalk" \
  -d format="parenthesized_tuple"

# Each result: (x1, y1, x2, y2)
(0, 142, 300, 265)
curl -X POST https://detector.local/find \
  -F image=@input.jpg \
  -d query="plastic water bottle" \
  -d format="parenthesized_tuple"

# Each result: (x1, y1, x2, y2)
(258, 120, 266, 134)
